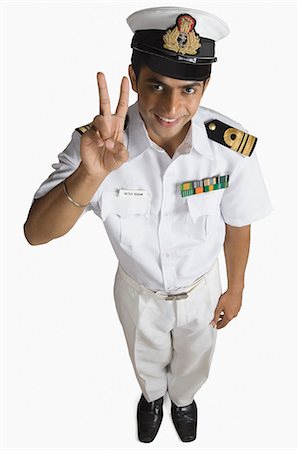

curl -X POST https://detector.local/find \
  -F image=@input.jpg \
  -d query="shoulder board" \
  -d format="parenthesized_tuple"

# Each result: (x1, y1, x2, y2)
(75, 114, 129, 136)
(205, 119, 257, 157)
(75, 123, 92, 135)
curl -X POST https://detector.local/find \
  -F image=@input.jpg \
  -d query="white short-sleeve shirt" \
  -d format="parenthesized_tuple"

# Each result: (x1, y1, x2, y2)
(32, 101, 273, 291)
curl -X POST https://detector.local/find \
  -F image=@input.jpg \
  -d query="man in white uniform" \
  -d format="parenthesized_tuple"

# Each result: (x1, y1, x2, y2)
(24, 7, 273, 443)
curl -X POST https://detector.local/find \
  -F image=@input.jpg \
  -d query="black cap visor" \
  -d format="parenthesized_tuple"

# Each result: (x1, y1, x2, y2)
(138, 51, 211, 81)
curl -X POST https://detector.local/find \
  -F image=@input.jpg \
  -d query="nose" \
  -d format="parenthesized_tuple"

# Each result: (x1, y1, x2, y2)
(162, 90, 180, 117)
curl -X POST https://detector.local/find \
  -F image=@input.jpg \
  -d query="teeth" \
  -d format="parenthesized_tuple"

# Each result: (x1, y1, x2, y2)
(157, 115, 178, 123)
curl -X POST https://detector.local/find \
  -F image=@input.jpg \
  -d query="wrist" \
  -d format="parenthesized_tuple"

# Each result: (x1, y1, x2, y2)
(62, 162, 107, 208)
(227, 283, 244, 294)
(78, 161, 108, 182)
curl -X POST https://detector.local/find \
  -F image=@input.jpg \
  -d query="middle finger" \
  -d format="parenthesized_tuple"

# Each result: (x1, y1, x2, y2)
(115, 76, 129, 119)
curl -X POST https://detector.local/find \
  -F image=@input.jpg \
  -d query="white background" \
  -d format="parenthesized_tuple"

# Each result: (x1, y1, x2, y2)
(1, 1, 297, 449)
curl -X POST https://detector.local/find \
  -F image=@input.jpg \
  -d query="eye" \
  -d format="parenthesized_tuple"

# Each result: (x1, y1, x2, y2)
(152, 84, 164, 91)
(184, 87, 196, 94)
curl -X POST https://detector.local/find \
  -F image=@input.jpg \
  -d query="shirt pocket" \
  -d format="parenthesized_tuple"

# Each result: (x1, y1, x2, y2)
(100, 190, 152, 246)
(185, 191, 221, 241)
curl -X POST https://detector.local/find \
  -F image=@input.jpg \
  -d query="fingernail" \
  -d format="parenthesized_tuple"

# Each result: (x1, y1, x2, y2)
(106, 139, 115, 149)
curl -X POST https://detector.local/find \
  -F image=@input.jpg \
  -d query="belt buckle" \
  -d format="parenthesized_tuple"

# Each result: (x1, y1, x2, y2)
(164, 292, 188, 301)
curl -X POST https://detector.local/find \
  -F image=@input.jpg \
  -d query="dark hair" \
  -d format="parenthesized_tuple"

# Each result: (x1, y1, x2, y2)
(131, 50, 144, 82)
(131, 49, 211, 85)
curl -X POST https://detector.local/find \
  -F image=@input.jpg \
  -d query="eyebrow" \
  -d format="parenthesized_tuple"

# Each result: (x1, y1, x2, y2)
(144, 77, 202, 88)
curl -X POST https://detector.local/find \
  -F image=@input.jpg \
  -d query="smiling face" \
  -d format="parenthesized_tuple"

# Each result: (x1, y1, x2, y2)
(128, 64, 210, 154)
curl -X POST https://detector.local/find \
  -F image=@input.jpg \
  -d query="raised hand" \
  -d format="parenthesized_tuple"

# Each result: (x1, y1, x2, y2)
(80, 72, 129, 176)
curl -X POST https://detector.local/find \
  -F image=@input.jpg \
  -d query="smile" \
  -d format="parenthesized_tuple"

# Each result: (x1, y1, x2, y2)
(154, 114, 181, 127)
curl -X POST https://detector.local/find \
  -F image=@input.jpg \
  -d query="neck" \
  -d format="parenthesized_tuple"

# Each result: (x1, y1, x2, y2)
(148, 121, 191, 156)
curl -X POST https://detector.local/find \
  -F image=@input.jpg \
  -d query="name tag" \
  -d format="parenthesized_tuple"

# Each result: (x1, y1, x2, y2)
(100, 189, 151, 220)
(119, 189, 148, 198)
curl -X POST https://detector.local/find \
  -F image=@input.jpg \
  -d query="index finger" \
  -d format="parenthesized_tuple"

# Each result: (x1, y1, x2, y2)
(115, 76, 129, 119)
(97, 72, 111, 116)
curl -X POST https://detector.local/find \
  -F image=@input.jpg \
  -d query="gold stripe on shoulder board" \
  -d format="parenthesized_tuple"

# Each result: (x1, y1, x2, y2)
(75, 123, 93, 135)
(205, 119, 257, 157)
(75, 114, 129, 135)
(223, 127, 257, 157)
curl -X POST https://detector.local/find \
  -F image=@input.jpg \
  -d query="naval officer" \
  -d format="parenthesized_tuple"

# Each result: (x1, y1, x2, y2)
(24, 6, 273, 443)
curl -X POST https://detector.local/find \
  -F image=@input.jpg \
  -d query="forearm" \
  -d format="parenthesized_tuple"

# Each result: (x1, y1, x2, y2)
(223, 223, 251, 293)
(24, 162, 107, 245)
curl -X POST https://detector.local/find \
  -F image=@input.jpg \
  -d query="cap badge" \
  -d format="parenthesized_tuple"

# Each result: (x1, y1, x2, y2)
(163, 14, 201, 56)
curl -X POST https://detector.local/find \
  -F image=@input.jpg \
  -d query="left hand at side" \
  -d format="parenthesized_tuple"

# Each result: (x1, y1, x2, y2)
(210, 289, 243, 329)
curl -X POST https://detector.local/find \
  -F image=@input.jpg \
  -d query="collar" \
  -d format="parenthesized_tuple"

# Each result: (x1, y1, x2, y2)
(126, 102, 151, 160)
(191, 108, 214, 160)
(126, 101, 214, 161)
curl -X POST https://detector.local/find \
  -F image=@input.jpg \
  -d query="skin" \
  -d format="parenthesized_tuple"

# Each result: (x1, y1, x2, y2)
(25, 67, 251, 329)
(81, 72, 130, 175)
(128, 64, 210, 157)
(210, 223, 250, 329)
(128, 64, 250, 330)
(23, 72, 130, 245)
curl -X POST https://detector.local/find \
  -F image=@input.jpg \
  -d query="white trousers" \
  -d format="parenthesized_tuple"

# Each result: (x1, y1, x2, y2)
(113, 259, 222, 407)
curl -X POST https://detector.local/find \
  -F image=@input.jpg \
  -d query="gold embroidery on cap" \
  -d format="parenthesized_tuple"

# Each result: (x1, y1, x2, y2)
(163, 14, 201, 56)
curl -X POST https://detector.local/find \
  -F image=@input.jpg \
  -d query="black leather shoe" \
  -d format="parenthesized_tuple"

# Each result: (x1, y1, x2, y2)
(137, 394, 164, 443)
(171, 400, 197, 442)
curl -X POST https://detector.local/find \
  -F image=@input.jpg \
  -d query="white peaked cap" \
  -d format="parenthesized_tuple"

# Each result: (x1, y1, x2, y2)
(126, 6, 230, 41)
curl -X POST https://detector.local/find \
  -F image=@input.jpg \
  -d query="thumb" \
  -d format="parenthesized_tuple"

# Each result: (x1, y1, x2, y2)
(105, 138, 116, 151)
(112, 141, 128, 163)
(105, 139, 126, 155)
(210, 303, 223, 328)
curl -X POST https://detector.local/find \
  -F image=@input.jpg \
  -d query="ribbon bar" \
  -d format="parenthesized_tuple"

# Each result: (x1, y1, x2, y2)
(180, 174, 229, 197)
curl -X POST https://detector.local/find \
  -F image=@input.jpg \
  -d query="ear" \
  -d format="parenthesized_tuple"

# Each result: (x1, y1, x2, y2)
(128, 65, 138, 93)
